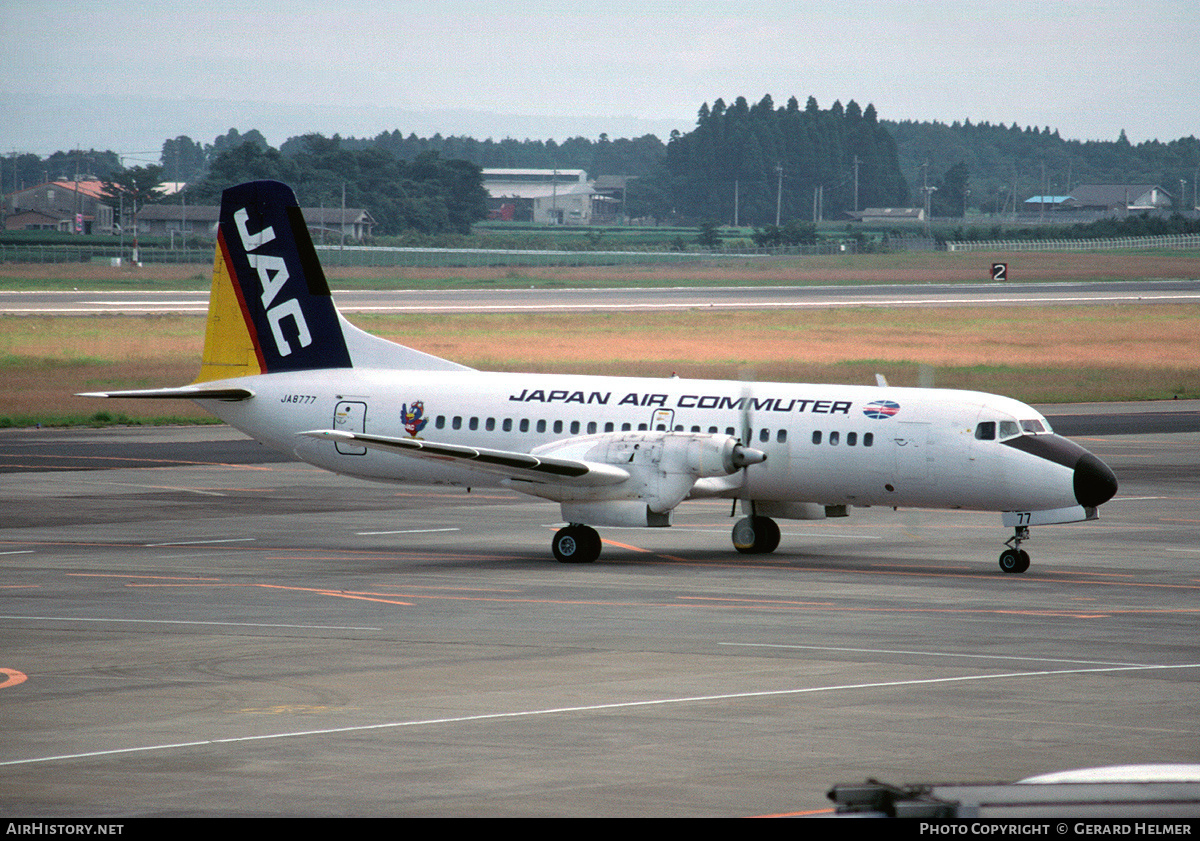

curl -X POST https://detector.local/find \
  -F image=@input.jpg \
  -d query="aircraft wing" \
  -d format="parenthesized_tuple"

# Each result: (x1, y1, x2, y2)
(299, 429, 629, 487)
(78, 385, 254, 401)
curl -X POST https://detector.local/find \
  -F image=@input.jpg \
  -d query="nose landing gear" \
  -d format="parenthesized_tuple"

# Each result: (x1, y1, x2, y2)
(999, 526, 1031, 574)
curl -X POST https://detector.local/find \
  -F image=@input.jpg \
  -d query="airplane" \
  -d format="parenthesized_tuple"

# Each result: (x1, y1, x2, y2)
(82, 180, 1118, 573)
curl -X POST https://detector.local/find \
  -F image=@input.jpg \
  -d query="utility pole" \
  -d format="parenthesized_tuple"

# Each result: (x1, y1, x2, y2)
(853, 155, 860, 212)
(774, 163, 783, 227)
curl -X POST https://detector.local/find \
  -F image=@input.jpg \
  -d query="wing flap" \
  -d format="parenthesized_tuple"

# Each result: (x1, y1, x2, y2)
(299, 429, 629, 486)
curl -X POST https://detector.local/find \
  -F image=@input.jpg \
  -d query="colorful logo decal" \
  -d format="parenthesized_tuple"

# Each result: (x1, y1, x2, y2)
(863, 399, 900, 419)
(402, 400, 428, 438)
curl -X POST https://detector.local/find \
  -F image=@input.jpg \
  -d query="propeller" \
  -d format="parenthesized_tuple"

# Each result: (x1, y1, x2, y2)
(732, 370, 761, 517)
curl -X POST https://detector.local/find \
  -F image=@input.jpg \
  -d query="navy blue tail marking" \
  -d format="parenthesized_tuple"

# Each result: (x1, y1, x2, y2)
(219, 180, 352, 373)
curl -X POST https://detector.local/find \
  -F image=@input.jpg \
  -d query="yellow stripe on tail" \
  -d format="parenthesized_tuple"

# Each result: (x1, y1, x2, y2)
(194, 233, 263, 383)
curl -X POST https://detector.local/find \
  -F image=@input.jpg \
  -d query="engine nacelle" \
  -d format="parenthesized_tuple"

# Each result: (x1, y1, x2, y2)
(535, 431, 766, 518)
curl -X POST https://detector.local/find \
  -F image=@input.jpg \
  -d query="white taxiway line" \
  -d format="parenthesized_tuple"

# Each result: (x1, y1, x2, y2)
(3, 662, 1196, 766)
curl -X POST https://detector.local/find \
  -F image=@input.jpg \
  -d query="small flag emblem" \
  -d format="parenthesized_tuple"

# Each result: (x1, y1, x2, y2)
(863, 400, 900, 419)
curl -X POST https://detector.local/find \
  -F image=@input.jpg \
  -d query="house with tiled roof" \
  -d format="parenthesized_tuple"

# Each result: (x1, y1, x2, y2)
(3, 180, 116, 234)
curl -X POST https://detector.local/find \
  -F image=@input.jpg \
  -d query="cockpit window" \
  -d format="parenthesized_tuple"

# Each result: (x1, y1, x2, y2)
(974, 421, 996, 440)
(1020, 419, 1048, 434)
(998, 421, 1021, 439)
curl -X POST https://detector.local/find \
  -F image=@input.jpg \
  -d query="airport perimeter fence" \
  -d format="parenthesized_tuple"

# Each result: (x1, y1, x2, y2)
(946, 233, 1200, 252)
(0, 243, 212, 265)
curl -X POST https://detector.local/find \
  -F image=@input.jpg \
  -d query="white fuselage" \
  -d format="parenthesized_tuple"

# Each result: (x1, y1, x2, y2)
(202, 367, 1082, 515)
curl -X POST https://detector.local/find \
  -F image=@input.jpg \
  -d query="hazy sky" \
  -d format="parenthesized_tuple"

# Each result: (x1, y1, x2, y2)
(3, 0, 1197, 159)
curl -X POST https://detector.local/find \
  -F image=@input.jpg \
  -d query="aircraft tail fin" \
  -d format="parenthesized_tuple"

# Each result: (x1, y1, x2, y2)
(195, 180, 468, 384)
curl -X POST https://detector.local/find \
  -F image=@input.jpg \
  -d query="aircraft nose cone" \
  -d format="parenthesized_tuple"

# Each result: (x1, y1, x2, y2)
(1075, 453, 1118, 507)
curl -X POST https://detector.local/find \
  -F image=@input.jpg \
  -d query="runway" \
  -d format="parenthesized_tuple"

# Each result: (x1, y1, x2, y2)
(1, 414, 1198, 816)
(4, 278, 1200, 314)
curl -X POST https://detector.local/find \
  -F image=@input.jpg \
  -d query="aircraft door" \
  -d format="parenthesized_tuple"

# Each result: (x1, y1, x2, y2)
(650, 408, 674, 431)
(333, 401, 368, 455)
(892, 421, 933, 487)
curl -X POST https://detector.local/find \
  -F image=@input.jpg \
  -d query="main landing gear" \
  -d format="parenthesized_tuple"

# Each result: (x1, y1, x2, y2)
(552, 523, 602, 563)
(999, 526, 1031, 574)
(732, 515, 781, 555)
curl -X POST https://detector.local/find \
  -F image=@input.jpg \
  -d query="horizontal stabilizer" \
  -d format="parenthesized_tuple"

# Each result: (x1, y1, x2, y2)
(78, 385, 254, 401)
(299, 429, 628, 486)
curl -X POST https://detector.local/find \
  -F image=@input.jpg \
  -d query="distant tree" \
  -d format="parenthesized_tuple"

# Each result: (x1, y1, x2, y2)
(43, 149, 122, 182)
(160, 136, 207, 182)
(931, 162, 970, 218)
(665, 93, 907, 224)
(696, 220, 720, 247)
(2, 152, 44, 193)
(207, 128, 269, 160)
(100, 164, 165, 233)
(751, 218, 817, 248)
(189, 143, 298, 202)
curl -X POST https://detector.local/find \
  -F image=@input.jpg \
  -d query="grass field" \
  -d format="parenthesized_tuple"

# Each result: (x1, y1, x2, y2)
(1, 250, 1197, 426)
(2, 303, 1197, 427)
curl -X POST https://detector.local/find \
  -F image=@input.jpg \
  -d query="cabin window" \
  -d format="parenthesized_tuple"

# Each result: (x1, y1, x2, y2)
(519, 419, 529, 432)
(759, 428, 770, 443)
(452, 416, 462, 430)
(435, 415, 445, 429)
(864, 432, 874, 447)
(570, 421, 580, 434)
(553, 420, 564, 433)
(536, 419, 546, 433)
(621, 422, 632, 431)
(708, 426, 719, 434)
(604, 422, 614, 432)
(847, 432, 857, 446)
(975, 421, 996, 440)
(830, 431, 840, 445)
(812, 430, 822, 445)
(587, 421, 597, 434)
(469, 417, 479, 431)
(637, 423, 647, 431)
(725, 427, 736, 436)
(502, 418, 512, 432)
(777, 429, 787, 443)
(485, 417, 495, 431)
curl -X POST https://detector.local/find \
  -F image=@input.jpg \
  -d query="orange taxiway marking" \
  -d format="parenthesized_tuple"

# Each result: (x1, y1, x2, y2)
(0, 668, 28, 689)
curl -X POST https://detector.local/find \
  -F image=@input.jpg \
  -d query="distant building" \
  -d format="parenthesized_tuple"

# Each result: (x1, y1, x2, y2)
(846, 207, 925, 223)
(136, 204, 220, 238)
(1064, 184, 1174, 213)
(482, 169, 595, 225)
(1022, 195, 1073, 212)
(136, 203, 375, 242)
(3, 180, 116, 234)
(591, 175, 635, 224)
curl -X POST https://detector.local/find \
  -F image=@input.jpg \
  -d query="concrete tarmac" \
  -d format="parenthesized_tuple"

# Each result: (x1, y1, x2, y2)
(1, 420, 1198, 817)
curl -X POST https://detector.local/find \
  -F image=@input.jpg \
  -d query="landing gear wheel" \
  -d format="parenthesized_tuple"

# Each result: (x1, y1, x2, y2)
(732, 516, 781, 554)
(552, 524, 601, 563)
(1000, 525, 1031, 574)
(999, 548, 1030, 574)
